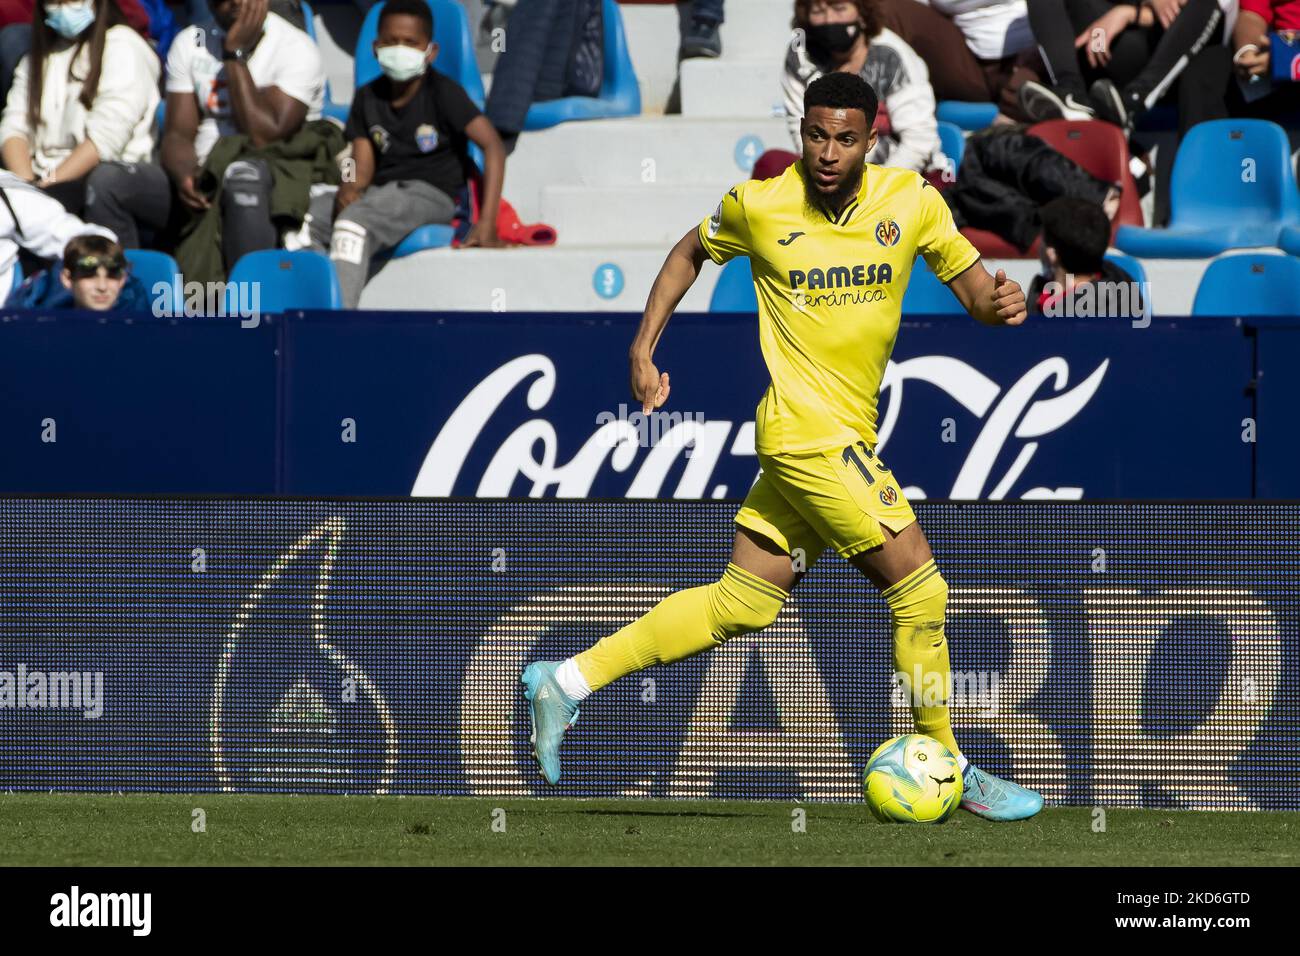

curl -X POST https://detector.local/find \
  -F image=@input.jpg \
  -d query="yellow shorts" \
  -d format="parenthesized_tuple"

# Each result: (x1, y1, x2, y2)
(734, 438, 917, 566)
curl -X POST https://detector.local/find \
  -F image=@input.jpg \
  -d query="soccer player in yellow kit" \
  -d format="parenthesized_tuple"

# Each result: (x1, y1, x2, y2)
(523, 72, 1043, 821)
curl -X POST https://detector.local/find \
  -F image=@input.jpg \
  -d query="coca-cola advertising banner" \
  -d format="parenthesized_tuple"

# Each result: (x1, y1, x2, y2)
(2, 310, 1292, 498)
(282, 312, 1260, 500)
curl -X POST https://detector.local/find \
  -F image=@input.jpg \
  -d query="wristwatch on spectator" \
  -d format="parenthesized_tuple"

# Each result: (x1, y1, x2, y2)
(222, 47, 250, 63)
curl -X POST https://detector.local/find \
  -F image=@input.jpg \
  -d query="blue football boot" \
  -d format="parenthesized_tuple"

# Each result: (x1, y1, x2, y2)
(960, 763, 1044, 821)
(521, 661, 580, 784)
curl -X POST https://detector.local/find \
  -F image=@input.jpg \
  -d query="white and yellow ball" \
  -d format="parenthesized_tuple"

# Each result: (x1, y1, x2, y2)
(863, 734, 962, 823)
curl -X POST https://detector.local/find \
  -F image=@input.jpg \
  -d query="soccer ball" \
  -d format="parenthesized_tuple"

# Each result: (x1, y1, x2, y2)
(863, 733, 962, 823)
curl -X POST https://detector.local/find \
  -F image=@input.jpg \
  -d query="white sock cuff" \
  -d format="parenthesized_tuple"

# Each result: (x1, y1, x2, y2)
(555, 658, 593, 702)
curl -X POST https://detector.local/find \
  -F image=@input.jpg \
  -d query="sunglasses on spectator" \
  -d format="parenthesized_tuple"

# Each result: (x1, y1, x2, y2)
(69, 256, 127, 280)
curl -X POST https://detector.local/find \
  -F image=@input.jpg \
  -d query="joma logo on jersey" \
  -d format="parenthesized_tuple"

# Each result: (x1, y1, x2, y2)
(788, 263, 894, 289)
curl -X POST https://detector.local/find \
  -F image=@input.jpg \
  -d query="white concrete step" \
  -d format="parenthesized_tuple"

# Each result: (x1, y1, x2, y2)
(621, 3, 684, 114)
(503, 116, 789, 223)
(717, 0, 799, 60)
(356, 243, 1056, 314)
(680, 58, 787, 119)
(540, 184, 721, 246)
(358, 244, 721, 312)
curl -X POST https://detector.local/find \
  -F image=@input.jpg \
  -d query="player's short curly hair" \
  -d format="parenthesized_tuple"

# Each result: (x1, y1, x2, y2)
(791, 0, 884, 39)
(803, 72, 880, 128)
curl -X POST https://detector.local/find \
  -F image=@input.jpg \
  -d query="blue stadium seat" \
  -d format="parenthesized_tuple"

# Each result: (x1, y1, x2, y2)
(936, 120, 965, 173)
(902, 257, 961, 315)
(1115, 120, 1300, 258)
(356, 0, 484, 106)
(389, 223, 457, 257)
(936, 101, 999, 131)
(1104, 251, 1147, 287)
(228, 250, 343, 311)
(125, 249, 183, 314)
(1280, 223, 1300, 256)
(522, 0, 640, 131)
(709, 257, 756, 312)
(1191, 254, 1300, 316)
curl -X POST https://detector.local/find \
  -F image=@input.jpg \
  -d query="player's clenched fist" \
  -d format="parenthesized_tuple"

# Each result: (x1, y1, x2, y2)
(992, 269, 1027, 326)
(630, 356, 670, 414)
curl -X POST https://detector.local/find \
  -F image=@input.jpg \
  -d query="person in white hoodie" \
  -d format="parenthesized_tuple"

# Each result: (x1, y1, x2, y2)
(0, 0, 159, 238)
(782, 0, 944, 173)
(0, 168, 114, 299)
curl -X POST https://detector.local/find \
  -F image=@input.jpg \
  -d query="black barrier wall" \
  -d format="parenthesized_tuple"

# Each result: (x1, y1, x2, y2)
(0, 499, 1295, 808)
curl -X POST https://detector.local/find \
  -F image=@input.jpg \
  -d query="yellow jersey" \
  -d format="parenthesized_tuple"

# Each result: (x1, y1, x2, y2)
(698, 161, 979, 456)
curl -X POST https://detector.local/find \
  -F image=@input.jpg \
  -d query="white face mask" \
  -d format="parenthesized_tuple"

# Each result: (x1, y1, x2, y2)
(45, 0, 96, 39)
(376, 44, 430, 83)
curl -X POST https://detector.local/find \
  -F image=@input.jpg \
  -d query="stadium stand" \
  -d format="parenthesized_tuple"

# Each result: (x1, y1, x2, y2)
(937, 120, 965, 171)
(1280, 224, 1300, 257)
(960, 118, 1144, 259)
(1116, 120, 1300, 258)
(935, 100, 999, 131)
(1191, 253, 1300, 316)
(901, 257, 961, 315)
(1029, 120, 1144, 232)
(125, 249, 183, 314)
(1104, 252, 1147, 289)
(2, 0, 1291, 315)
(708, 255, 755, 312)
(519, 0, 641, 130)
(228, 250, 344, 311)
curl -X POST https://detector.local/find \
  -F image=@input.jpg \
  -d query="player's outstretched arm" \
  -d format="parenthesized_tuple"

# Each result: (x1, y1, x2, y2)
(948, 262, 1028, 327)
(628, 226, 711, 413)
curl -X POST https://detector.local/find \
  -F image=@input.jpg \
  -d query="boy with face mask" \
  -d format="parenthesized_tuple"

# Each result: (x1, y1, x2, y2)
(321, 0, 507, 308)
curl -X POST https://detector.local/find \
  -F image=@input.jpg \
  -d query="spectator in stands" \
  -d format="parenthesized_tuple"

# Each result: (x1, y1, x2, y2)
(5, 232, 150, 307)
(1178, 0, 1300, 135)
(0, 0, 160, 220)
(1029, 196, 1139, 315)
(777, 0, 942, 173)
(0, 168, 113, 298)
(1019, 0, 1230, 130)
(137, 0, 327, 278)
(310, 0, 506, 308)
(0, 0, 161, 107)
(878, 0, 1045, 121)
(681, 0, 724, 59)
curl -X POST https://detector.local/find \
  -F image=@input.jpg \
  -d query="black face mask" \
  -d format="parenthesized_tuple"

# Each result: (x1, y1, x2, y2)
(806, 21, 860, 55)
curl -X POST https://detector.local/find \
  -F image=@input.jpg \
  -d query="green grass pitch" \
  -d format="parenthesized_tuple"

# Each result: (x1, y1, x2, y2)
(0, 794, 1292, 865)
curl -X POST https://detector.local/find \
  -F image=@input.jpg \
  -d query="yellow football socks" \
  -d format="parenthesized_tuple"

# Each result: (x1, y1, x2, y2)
(574, 563, 787, 691)
(883, 559, 963, 762)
